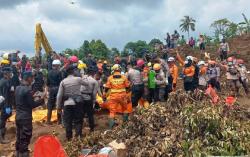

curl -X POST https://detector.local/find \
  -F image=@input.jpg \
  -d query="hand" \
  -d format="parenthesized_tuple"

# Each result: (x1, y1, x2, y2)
(5, 107, 12, 115)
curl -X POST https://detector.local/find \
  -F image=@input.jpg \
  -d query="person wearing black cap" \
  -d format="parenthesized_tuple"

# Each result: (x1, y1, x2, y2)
(56, 65, 88, 140)
(0, 67, 12, 144)
(15, 71, 44, 157)
(81, 67, 101, 132)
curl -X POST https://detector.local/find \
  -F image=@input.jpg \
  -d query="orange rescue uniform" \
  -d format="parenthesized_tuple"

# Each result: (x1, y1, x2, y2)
(169, 64, 178, 89)
(105, 72, 132, 118)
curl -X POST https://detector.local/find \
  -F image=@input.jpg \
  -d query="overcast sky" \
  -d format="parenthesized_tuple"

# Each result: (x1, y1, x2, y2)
(0, 0, 250, 55)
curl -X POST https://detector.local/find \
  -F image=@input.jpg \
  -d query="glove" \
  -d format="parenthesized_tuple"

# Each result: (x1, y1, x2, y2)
(5, 107, 12, 115)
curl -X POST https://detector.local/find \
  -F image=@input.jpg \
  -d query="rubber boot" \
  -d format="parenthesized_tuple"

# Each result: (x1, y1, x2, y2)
(108, 119, 115, 129)
(122, 113, 129, 122)
(0, 129, 9, 144)
(47, 109, 52, 124)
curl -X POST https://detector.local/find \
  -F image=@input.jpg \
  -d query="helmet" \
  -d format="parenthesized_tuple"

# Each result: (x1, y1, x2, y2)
(78, 63, 87, 69)
(137, 59, 145, 67)
(147, 62, 152, 67)
(1, 59, 10, 65)
(153, 63, 161, 71)
(237, 59, 244, 64)
(103, 60, 107, 64)
(78, 60, 83, 64)
(70, 56, 79, 63)
(198, 61, 205, 66)
(186, 56, 193, 61)
(52, 59, 61, 65)
(167, 57, 175, 62)
(3, 53, 9, 60)
(98, 59, 102, 63)
(227, 57, 233, 62)
(112, 64, 121, 71)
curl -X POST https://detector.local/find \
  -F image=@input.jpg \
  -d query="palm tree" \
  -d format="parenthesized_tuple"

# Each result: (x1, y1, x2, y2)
(240, 13, 250, 34)
(179, 16, 196, 38)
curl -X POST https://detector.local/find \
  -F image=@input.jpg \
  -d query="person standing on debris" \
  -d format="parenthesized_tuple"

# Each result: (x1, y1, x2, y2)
(206, 61, 221, 92)
(192, 57, 200, 91)
(165, 33, 171, 48)
(56, 65, 88, 140)
(47, 59, 63, 124)
(103, 64, 131, 129)
(199, 34, 205, 53)
(127, 59, 145, 107)
(219, 39, 230, 61)
(236, 59, 249, 95)
(0, 67, 12, 144)
(189, 37, 195, 48)
(153, 63, 166, 102)
(15, 72, 44, 157)
(197, 61, 207, 90)
(81, 67, 101, 132)
(166, 57, 178, 99)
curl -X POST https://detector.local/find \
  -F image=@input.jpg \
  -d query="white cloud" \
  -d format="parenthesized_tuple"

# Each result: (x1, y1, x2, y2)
(0, 0, 250, 55)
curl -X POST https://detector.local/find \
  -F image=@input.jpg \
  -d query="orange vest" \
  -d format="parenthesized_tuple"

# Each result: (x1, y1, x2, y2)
(169, 64, 178, 84)
(183, 65, 195, 77)
(106, 72, 130, 93)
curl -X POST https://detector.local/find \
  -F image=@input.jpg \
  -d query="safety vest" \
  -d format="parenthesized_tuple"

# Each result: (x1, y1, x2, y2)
(106, 72, 130, 93)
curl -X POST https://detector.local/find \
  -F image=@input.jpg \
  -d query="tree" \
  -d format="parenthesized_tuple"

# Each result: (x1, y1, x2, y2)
(89, 39, 109, 59)
(179, 16, 196, 38)
(123, 40, 150, 58)
(78, 40, 91, 59)
(210, 18, 231, 40)
(240, 13, 250, 33)
(149, 38, 163, 47)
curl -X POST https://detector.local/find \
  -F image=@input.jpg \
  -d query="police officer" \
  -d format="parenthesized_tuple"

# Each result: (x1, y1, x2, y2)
(0, 67, 12, 144)
(56, 65, 88, 140)
(81, 67, 101, 132)
(15, 71, 44, 157)
(47, 59, 63, 124)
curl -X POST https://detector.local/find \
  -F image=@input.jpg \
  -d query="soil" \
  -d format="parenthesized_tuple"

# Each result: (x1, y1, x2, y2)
(1, 34, 250, 157)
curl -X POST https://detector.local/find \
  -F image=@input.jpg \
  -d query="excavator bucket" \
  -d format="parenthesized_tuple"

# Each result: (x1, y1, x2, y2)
(33, 135, 67, 157)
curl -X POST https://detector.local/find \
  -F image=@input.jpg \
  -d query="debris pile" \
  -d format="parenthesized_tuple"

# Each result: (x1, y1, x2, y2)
(65, 90, 250, 157)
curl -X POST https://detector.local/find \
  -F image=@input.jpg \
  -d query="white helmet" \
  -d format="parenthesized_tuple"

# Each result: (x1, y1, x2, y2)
(198, 61, 205, 66)
(3, 53, 9, 60)
(186, 56, 193, 61)
(78, 60, 83, 64)
(52, 59, 61, 65)
(167, 57, 175, 62)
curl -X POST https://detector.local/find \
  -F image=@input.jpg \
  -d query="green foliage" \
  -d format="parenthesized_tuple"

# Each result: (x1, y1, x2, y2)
(241, 13, 250, 33)
(180, 16, 196, 38)
(148, 38, 163, 47)
(122, 40, 151, 58)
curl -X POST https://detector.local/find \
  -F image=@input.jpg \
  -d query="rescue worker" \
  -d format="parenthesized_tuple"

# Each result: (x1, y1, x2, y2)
(166, 57, 178, 99)
(77, 60, 86, 77)
(192, 57, 200, 90)
(0, 67, 12, 144)
(147, 63, 156, 103)
(15, 72, 44, 157)
(224, 57, 240, 95)
(103, 64, 130, 129)
(47, 59, 63, 124)
(183, 56, 195, 91)
(0, 59, 11, 79)
(153, 63, 166, 102)
(127, 59, 145, 107)
(81, 67, 101, 132)
(237, 59, 249, 95)
(56, 65, 88, 140)
(206, 61, 221, 91)
(197, 61, 207, 90)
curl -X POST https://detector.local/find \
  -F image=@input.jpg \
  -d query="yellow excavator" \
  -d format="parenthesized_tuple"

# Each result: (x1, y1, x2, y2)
(34, 23, 53, 63)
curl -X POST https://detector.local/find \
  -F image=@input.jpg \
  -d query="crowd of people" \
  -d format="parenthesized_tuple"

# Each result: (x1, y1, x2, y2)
(0, 36, 249, 156)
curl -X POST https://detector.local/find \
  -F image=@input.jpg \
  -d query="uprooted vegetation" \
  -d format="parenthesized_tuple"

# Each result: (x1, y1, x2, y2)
(65, 90, 250, 157)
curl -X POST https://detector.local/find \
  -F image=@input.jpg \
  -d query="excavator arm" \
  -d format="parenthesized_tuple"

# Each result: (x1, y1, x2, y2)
(35, 23, 53, 63)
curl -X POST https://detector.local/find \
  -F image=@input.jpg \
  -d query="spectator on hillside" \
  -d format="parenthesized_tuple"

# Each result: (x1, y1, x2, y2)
(173, 30, 180, 48)
(178, 35, 186, 46)
(218, 39, 230, 61)
(189, 37, 195, 48)
(165, 33, 171, 48)
(199, 34, 205, 53)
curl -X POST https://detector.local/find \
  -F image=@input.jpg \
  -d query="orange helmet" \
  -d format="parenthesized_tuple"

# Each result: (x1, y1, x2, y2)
(153, 63, 161, 71)
(237, 59, 244, 64)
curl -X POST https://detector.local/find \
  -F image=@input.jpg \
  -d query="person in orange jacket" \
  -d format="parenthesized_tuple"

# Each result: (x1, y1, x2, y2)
(103, 64, 131, 128)
(165, 57, 178, 99)
(176, 52, 195, 91)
